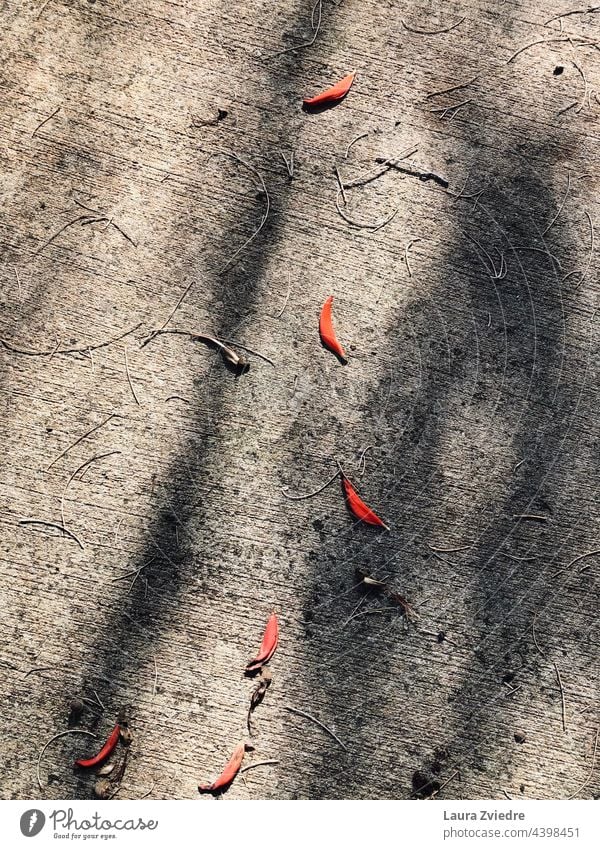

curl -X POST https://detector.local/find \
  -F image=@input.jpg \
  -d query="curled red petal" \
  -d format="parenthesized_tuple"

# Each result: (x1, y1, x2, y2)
(319, 296, 347, 363)
(198, 742, 247, 793)
(303, 72, 356, 106)
(245, 613, 279, 674)
(74, 724, 120, 769)
(341, 474, 389, 530)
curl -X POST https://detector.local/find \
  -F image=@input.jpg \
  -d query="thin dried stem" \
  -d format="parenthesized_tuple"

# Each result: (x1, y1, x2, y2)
(345, 131, 369, 159)
(426, 75, 479, 99)
(342, 606, 401, 628)
(14, 266, 22, 298)
(335, 165, 348, 206)
(61, 451, 121, 529)
(124, 348, 140, 405)
(402, 17, 465, 35)
(19, 519, 84, 550)
(0, 323, 142, 358)
(543, 171, 571, 235)
(282, 468, 340, 500)
(507, 35, 600, 64)
(574, 60, 592, 112)
(283, 705, 348, 751)
(553, 548, 600, 577)
(219, 338, 275, 366)
(152, 656, 158, 699)
(280, 151, 294, 178)
(532, 611, 546, 658)
(272, 0, 322, 56)
(553, 661, 567, 731)
(427, 769, 460, 799)
(143, 151, 269, 343)
(546, 6, 600, 26)
(513, 513, 548, 521)
(239, 760, 279, 774)
(335, 189, 399, 230)
(575, 210, 595, 289)
(37, 729, 96, 791)
(32, 214, 95, 256)
(277, 272, 292, 318)
(32, 105, 61, 137)
(375, 157, 448, 188)
(404, 238, 421, 277)
(47, 413, 118, 470)
(357, 444, 373, 475)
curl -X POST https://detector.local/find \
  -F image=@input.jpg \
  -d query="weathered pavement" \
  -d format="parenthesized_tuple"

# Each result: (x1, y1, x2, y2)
(0, 0, 599, 800)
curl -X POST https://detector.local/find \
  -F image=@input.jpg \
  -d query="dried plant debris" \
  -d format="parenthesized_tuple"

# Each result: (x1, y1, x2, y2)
(37, 729, 96, 791)
(375, 156, 448, 188)
(355, 567, 417, 621)
(190, 107, 228, 127)
(192, 333, 250, 375)
(247, 669, 272, 734)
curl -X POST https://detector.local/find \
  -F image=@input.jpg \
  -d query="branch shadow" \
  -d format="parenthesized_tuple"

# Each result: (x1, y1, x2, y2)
(289, 121, 593, 798)
(49, 0, 349, 800)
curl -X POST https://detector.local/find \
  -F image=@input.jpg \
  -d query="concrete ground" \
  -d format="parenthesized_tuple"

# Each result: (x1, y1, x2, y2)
(0, 0, 599, 800)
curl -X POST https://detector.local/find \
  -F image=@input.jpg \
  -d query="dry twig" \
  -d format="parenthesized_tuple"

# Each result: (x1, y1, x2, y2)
(61, 451, 121, 529)
(283, 705, 348, 751)
(375, 157, 448, 188)
(277, 273, 292, 318)
(280, 151, 294, 178)
(124, 347, 140, 405)
(48, 413, 118, 470)
(345, 131, 369, 159)
(272, 0, 322, 56)
(546, 6, 600, 26)
(37, 729, 96, 791)
(282, 468, 340, 500)
(0, 323, 142, 358)
(19, 519, 84, 550)
(427, 769, 460, 799)
(513, 513, 548, 521)
(403, 238, 421, 277)
(543, 171, 571, 235)
(402, 17, 465, 35)
(507, 35, 600, 64)
(240, 760, 279, 774)
(553, 661, 567, 731)
(32, 105, 61, 137)
(426, 75, 479, 99)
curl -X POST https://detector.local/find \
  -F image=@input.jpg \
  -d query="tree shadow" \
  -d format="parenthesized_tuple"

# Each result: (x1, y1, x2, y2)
(47, 0, 349, 800)
(291, 119, 595, 798)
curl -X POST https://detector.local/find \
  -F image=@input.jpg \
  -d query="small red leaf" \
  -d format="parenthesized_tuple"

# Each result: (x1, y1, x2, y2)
(303, 72, 356, 107)
(341, 473, 389, 530)
(245, 612, 279, 674)
(198, 742, 248, 793)
(74, 724, 120, 769)
(319, 296, 347, 362)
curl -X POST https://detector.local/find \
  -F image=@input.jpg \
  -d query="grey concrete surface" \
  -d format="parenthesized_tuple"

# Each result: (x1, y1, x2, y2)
(0, 0, 599, 800)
